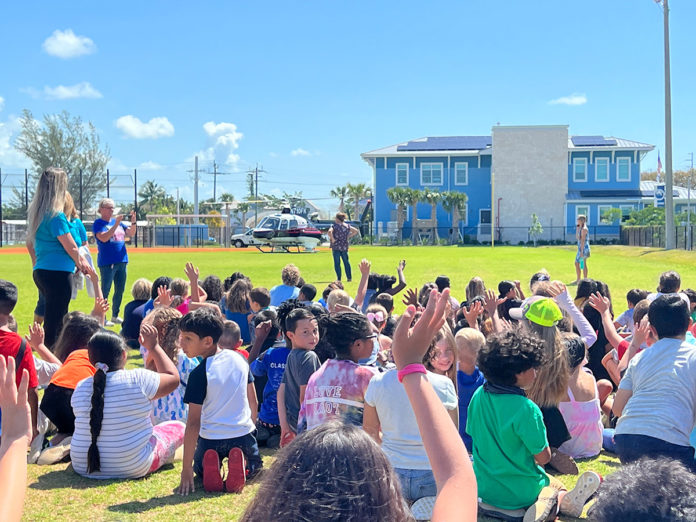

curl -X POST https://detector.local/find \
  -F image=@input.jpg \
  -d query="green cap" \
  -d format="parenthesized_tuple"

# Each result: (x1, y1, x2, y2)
(510, 296, 563, 327)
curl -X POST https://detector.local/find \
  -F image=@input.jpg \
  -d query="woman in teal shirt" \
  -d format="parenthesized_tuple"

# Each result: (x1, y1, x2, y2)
(26, 168, 86, 348)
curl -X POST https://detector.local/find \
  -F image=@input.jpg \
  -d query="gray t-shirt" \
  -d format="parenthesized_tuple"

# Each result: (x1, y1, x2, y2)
(616, 337, 696, 446)
(282, 348, 321, 431)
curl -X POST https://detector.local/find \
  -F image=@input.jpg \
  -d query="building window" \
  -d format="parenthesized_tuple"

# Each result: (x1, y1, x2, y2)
(573, 158, 588, 182)
(395, 163, 409, 186)
(620, 205, 634, 223)
(421, 163, 443, 185)
(617, 157, 631, 182)
(595, 157, 609, 182)
(454, 162, 468, 185)
(480, 209, 492, 225)
(575, 205, 589, 225)
(598, 205, 614, 224)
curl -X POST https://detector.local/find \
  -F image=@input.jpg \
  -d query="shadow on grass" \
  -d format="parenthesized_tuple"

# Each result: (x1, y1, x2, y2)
(107, 489, 211, 514)
(30, 463, 176, 490)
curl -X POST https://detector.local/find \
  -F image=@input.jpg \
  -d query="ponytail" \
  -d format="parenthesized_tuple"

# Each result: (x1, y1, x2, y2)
(319, 313, 372, 358)
(87, 363, 108, 473)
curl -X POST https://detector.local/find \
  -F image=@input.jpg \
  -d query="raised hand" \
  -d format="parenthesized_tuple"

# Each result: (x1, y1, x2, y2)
(129, 210, 137, 223)
(0, 356, 31, 446)
(184, 262, 199, 282)
(95, 297, 110, 316)
(547, 281, 568, 299)
(392, 288, 450, 369)
(25, 323, 45, 351)
(255, 320, 272, 344)
(359, 258, 371, 276)
(155, 286, 172, 308)
(401, 287, 418, 307)
(397, 259, 406, 272)
(83, 263, 99, 283)
(588, 292, 611, 315)
(139, 323, 159, 351)
(482, 289, 503, 317)
(632, 315, 651, 348)
(462, 300, 483, 328)
(115, 214, 124, 226)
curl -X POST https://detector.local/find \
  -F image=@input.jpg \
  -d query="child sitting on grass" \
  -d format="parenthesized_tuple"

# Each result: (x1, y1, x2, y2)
(454, 327, 486, 452)
(612, 295, 696, 470)
(277, 308, 320, 446)
(469, 330, 601, 521)
(222, 279, 253, 344)
(178, 309, 261, 495)
(219, 320, 249, 360)
(297, 284, 316, 306)
(613, 288, 648, 333)
(70, 328, 183, 479)
(299, 313, 378, 431)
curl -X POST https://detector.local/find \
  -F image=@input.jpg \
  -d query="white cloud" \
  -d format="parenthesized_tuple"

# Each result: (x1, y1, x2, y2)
(199, 121, 243, 165)
(0, 115, 30, 168)
(0, 97, 4, 112)
(42, 29, 96, 59)
(548, 93, 587, 106)
(291, 148, 311, 157)
(138, 161, 164, 170)
(115, 115, 174, 139)
(43, 82, 102, 100)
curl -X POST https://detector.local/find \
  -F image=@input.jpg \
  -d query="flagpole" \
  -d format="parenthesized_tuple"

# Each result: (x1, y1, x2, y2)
(662, 0, 675, 249)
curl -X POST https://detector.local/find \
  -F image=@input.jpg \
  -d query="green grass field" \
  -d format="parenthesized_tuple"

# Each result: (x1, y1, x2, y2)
(5, 244, 695, 521)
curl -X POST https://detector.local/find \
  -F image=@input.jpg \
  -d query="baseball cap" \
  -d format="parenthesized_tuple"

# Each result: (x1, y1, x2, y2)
(509, 296, 563, 327)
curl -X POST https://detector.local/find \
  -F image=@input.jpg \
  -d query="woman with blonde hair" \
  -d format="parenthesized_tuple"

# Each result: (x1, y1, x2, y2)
(26, 168, 86, 347)
(574, 215, 590, 283)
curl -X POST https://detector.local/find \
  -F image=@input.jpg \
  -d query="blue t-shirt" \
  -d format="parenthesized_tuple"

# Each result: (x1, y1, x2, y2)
(457, 367, 486, 452)
(93, 218, 129, 267)
(250, 345, 290, 425)
(33, 212, 75, 272)
(69, 217, 88, 246)
(269, 284, 300, 307)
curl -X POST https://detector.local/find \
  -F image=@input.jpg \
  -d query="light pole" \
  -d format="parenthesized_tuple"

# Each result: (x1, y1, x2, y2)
(659, 0, 675, 249)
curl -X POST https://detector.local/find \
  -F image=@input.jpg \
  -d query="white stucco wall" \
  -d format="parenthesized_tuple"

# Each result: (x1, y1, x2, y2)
(492, 125, 568, 244)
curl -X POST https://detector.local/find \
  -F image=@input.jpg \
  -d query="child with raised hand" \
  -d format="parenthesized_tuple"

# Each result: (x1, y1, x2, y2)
(469, 330, 601, 521)
(70, 328, 183, 479)
(277, 308, 320, 446)
(454, 328, 486, 452)
(178, 308, 261, 495)
(298, 313, 378, 431)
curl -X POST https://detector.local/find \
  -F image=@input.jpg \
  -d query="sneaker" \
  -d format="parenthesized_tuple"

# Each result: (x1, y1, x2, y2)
(523, 486, 558, 522)
(225, 447, 246, 493)
(104, 320, 115, 327)
(202, 449, 224, 493)
(559, 471, 601, 518)
(479, 501, 525, 521)
(411, 496, 436, 521)
(111, 317, 123, 325)
(37, 437, 72, 465)
(28, 434, 46, 464)
(547, 448, 578, 475)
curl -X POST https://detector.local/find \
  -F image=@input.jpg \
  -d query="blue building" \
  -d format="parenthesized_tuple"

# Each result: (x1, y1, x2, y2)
(361, 125, 656, 243)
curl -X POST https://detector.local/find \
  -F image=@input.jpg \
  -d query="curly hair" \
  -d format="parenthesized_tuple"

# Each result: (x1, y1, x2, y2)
(241, 422, 413, 522)
(201, 275, 223, 302)
(319, 313, 373, 359)
(281, 264, 301, 286)
(143, 307, 183, 363)
(226, 278, 252, 314)
(478, 329, 546, 386)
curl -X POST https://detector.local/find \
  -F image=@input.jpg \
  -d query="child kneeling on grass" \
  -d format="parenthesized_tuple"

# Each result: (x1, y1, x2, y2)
(177, 309, 261, 495)
(70, 328, 183, 479)
(468, 330, 600, 522)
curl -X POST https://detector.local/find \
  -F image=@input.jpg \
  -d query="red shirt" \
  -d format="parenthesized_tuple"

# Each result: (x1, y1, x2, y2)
(0, 329, 39, 388)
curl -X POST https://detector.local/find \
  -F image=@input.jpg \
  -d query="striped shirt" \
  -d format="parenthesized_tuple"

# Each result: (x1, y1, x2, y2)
(70, 369, 160, 479)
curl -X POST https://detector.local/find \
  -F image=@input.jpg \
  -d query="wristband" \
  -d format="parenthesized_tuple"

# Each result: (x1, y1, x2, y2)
(397, 363, 427, 383)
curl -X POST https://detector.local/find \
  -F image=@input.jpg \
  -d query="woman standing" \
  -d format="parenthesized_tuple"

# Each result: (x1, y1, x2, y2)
(26, 167, 86, 348)
(327, 212, 359, 282)
(574, 215, 590, 284)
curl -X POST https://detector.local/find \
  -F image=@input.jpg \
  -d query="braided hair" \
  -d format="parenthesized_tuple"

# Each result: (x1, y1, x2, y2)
(86, 331, 126, 474)
(319, 313, 373, 359)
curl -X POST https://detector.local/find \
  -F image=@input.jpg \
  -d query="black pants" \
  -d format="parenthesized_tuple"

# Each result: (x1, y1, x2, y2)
(193, 433, 262, 478)
(615, 434, 696, 471)
(540, 405, 571, 448)
(40, 384, 75, 434)
(33, 269, 72, 349)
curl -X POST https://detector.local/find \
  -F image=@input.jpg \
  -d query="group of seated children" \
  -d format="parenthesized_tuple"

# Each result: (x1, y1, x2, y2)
(3, 260, 696, 522)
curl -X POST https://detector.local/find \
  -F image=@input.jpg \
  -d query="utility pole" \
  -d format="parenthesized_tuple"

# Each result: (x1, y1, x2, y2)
(247, 163, 267, 226)
(134, 168, 138, 247)
(106, 168, 110, 198)
(688, 152, 694, 250)
(661, 0, 675, 249)
(79, 168, 83, 220)
(176, 188, 180, 225)
(211, 161, 232, 202)
(194, 156, 199, 224)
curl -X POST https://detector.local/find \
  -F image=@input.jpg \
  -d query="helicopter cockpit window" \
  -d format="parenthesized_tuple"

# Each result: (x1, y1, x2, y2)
(260, 217, 280, 230)
(289, 219, 298, 229)
(279, 219, 289, 231)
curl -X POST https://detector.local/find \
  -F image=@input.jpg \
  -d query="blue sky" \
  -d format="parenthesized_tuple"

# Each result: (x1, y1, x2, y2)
(1, 1, 695, 210)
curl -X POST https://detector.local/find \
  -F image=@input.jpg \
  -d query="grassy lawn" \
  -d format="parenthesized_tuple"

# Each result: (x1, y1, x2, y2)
(4, 244, 693, 520)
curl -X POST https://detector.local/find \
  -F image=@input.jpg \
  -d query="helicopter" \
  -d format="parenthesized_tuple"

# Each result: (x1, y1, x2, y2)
(250, 207, 323, 253)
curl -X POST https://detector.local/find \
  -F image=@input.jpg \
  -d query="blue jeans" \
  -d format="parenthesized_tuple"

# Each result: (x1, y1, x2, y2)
(193, 433, 262, 478)
(614, 433, 696, 470)
(332, 249, 352, 281)
(99, 262, 127, 316)
(394, 468, 437, 503)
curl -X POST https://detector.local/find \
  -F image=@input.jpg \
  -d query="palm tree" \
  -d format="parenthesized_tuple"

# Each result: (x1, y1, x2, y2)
(402, 188, 422, 244)
(330, 185, 349, 212)
(219, 193, 235, 203)
(347, 183, 370, 222)
(138, 180, 166, 212)
(236, 202, 251, 229)
(386, 187, 410, 243)
(421, 189, 442, 244)
(441, 191, 469, 244)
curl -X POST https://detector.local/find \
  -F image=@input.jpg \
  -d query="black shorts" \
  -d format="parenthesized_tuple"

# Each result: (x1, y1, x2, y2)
(40, 383, 76, 435)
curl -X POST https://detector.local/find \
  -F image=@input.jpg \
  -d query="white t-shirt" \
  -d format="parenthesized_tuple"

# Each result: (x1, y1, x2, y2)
(616, 337, 696, 446)
(184, 349, 255, 440)
(71, 368, 160, 479)
(364, 369, 457, 470)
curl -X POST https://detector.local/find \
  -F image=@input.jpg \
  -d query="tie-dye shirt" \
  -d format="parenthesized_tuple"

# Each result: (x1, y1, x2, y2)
(151, 351, 200, 423)
(299, 359, 378, 431)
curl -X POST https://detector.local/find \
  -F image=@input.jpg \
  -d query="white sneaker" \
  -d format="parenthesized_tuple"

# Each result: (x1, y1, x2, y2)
(104, 319, 115, 327)
(559, 471, 601, 518)
(411, 496, 436, 521)
(111, 317, 123, 325)
(28, 435, 45, 464)
(37, 437, 72, 465)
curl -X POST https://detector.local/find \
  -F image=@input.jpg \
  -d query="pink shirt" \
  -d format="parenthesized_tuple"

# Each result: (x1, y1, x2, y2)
(558, 371, 603, 458)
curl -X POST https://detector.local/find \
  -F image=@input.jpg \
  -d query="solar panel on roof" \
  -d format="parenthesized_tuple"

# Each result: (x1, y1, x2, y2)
(571, 136, 618, 147)
(397, 136, 492, 152)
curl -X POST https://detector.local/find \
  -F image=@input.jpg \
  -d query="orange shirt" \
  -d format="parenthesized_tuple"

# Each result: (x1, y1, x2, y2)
(50, 349, 96, 390)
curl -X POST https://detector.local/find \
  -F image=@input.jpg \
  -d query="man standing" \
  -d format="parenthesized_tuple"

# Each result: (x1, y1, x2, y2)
(93, 198, 136, 326)
(327, 212, 359, 282)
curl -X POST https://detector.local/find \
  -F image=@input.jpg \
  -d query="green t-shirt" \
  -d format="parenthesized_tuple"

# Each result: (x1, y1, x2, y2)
(466, 387, 550, 510)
